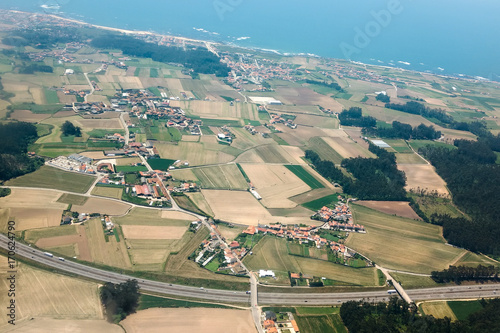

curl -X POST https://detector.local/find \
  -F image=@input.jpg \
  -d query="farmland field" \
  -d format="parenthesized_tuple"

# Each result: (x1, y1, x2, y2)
(115, 165, 148, 172)
(121, 308, 257, 333)
(5, 165, 96, 193)
(71, 197, 131, 215)
(285, 165, 325, 189)
(242, 164, 311, 208)
(147, 158, 176, 171)
(156, 141, 235, 166)
(295, 314, 347, 333)
(91, 186, 124, 199)
(389, 272, 440, 289)
(420, 301, 457, 320)
(85, 218, 132, 269)
(244, 236, 378, 286)
(447, 300, 484, 321)
(346, 204, 467, 273)
(301, 194, 339, 211)
(57, 193, 88, 205)
(114, 208, 192, 226)
(35, 225, 92, 261)
(202, 189, 321, 226)
(308, 137, 344, 164)
(0, 256, 104, 328)
(186, 192, 214, 216)
(321, 136, 374, 159)
(355, 201, 421, 220)
(398, 164, 449, 195)
(8, 208, 63, 231)
(193, 164, 248, 190)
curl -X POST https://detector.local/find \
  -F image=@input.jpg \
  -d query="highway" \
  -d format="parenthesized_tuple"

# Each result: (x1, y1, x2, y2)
(1, 234, 499, 305)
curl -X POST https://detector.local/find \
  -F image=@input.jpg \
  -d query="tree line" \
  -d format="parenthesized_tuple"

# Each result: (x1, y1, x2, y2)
(304, 79, 343, 92)
(0, 122, 44, 181)
(91, 35, 230, 77)
(362, 120, 441, 140)
(340, 297, 500, 333)
(431, 265, 499, 283)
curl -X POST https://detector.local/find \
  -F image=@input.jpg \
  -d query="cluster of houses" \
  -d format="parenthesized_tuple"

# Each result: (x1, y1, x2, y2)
(73, 101, 118, 114)
(313, 202, 366, 233)
(48, 154, 95, 174)
(104, 141, 159, 157)
(221, 52, 296, 89)
(269, 114, 297, 129)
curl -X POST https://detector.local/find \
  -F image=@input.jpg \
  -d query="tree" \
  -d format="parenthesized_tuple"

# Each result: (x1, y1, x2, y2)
(376, 93, 390, 103)
(61, 120, 82, 137)
(100, 279, 140, 323)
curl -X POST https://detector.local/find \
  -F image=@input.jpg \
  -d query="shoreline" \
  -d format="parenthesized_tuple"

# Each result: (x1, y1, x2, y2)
(3, 9, 499, 84)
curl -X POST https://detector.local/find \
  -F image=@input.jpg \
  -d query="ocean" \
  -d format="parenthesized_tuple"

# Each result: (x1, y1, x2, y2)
(5, 0, 500, 80)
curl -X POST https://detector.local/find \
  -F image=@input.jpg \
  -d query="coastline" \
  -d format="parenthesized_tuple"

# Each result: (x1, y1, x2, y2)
(3, 9, 498, 84)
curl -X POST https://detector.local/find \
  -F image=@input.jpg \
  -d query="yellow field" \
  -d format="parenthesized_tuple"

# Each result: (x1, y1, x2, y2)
(121, 225, 187, 239)
(421, 302, 457, 320)
(155, 141, 235, 166)
(398, 164, 449, 195)
(170, 168, 198, 182)
(121, 308, 257, 333)
(346, 205, 466, 273)
(6, 318, 122, 333)
(241, 164, 310, 208)
(294, 114, 339, 128)
(85, 218, 132, 268)
(185, 192, 214, 216)
(202, 189, 319, 226)
(9, 109, 51, 122)
(0, 256, 103, 329)
(321, 136, 374, 159)
(217, 224, 246, 242)
(115, 157, 143, 166)
(91, 186, 124, 199)
(9, 208, 63, 231)
(71, 197, 131, 216)
(193, 164, 248, 190)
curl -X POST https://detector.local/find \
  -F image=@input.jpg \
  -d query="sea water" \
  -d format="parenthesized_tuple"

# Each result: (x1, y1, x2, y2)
(4, 0, 500, 79)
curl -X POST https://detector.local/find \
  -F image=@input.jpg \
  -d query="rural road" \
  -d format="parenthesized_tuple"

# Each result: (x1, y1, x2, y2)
(2, 234, 499, 306)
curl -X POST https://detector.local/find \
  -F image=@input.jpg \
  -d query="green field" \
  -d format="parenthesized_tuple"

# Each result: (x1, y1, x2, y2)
(447, 300, 484, 321)
(244, 236, 378, 286)
(115, 165, 148, 173)
(44, 88, 60, 104)
(6, 165, 95, 193)
(346, 204, 467, 273)
(285, 165, 324, 189)
(147, 158, 176, 171)
(301, 194, 339, 211)
(56, 193, 88, 205)
(295, 314, 347, 333)
(389, 272, 440, 289)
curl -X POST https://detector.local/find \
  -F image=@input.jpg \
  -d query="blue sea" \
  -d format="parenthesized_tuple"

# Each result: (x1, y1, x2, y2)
(5, 0, 500, 80)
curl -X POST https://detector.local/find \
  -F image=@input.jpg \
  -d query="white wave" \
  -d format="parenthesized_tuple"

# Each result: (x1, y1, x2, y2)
(398, 61, 411, 65)
(236, 36, 251, 41)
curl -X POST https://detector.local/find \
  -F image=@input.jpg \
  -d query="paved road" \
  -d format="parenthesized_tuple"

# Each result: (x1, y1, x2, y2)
(250, 273, 264, 333)
(2, 234, 499, 306)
